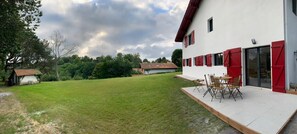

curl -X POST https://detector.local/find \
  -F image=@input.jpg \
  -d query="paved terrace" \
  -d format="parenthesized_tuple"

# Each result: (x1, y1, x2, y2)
(178, 75, 297, 134)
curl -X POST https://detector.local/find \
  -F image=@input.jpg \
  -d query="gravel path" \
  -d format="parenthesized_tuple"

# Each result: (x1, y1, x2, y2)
(0, 92, 12, 98)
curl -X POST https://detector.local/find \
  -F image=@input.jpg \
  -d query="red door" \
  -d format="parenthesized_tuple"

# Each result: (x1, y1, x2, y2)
(271, 41, 286, 93)
(225, 48, 242, 84)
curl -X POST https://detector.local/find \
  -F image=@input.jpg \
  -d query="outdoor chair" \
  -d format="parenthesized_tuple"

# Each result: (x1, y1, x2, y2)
(208, 74, 216, 97)
(203, 75, 213, 98)
(227, 75, 243, 99)
(193, 79, 205, 92)
(211, 78, 225, 103)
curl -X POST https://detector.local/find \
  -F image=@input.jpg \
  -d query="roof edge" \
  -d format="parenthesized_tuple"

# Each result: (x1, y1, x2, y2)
(175, 0, 202, 42)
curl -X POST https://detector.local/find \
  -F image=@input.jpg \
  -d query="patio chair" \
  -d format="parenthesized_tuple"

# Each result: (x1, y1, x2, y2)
(193, 79, 205, 92)
(227, 75, 243, 99)
(211, 78, 225, 103)
(203, 75, 213, 97)
(208, 74, 217, 97)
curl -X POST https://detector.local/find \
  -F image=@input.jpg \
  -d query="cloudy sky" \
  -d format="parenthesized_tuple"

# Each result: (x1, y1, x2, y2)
(36, 0, 189, 61)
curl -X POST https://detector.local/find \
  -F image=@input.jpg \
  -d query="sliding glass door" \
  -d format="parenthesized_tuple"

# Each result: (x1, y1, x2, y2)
(246, 46, 271, 88)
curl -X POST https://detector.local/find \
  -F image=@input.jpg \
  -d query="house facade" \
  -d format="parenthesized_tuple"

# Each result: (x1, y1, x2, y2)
(9, 69, 42, 86)
(175, 0, 297, 92)
(140, 63, 178, 75)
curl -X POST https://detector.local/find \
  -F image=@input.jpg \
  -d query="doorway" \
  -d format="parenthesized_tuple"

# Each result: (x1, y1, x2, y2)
(246, 46, 271, 88)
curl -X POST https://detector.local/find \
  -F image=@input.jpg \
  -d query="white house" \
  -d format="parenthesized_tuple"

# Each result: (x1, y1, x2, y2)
(9, 69, 42, 85)
(140, 63, 178, 74)
(175, 0, 297, 93)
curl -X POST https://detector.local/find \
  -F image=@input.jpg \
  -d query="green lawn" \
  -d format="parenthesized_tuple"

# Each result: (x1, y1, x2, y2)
(9, 73, 229, 133)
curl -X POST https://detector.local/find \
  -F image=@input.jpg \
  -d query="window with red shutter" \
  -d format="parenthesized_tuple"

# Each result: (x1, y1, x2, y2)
(188, 58, 192, 67)
(182, 59, 185, 66)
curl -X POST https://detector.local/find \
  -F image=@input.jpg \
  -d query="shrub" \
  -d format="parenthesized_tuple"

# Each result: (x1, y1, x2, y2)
(60, 76, 71, 81)
(41, 74, 58, 81)
(131, 70, 142, 75)
(73, 75, 83, 80)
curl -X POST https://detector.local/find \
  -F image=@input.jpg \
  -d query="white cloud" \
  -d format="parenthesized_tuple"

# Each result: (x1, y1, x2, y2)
(37, 0, 189, 59)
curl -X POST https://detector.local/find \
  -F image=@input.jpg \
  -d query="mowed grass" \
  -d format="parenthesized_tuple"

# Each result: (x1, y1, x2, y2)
(10, 73, 228, 133)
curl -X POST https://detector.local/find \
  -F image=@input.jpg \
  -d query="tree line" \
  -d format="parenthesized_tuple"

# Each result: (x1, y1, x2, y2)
(44, 52, 181, 81)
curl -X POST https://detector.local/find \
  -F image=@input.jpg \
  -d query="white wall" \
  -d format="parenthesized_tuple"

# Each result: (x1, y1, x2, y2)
(182, 0, 284, 78)
(285, 0, 297, 88)
(20, 76, 39, 85)
(144, 69, 176, 75)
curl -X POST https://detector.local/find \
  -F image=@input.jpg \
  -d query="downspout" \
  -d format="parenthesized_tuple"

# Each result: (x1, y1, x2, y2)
(283, 0, 288, 90)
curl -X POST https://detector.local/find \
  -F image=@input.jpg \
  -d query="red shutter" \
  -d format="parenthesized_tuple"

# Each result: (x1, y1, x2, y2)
(184, 36, 188, 48)
(195, 57, 198, 66)
(206, 54, 212, 67)
(223, 50, 230, 67)
(198, 57, 200, 66)
(271, 40, 286, 93)
(226, 48, 242, 85)
(200, 56, 204, 66)
(182, 59, 185, 66)
(191, 31, 195, 44)
(188, 58, 192, 67)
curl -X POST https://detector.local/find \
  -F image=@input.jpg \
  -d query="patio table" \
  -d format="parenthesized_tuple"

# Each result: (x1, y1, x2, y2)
(213, 76, 237, 101)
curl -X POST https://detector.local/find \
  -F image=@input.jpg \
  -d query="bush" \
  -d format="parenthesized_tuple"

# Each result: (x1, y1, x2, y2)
(60, 76, 71, 81)
(88, 76, 96, 80)
(131, 70, 142, 75)
(176, 68, 182, 72)
(41, 74, 58, 81)
(73, 75, 83, 80)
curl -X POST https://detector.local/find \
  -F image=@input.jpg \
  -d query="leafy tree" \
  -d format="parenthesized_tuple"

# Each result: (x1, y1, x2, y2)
(123, 53, 142, 68)
(49, 31, 77, 81)
(154, 57, 170, 63)
(171, 49, 182, 67)
(0, 0, 42, 80)
(143, 58, 149, 63)
(92, 55, 132, 79)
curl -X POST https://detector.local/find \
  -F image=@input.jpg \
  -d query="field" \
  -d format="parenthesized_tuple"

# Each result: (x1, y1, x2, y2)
(1, 73, 230, 133)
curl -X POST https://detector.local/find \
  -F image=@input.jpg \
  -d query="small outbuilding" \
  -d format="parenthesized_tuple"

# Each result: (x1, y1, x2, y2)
(9, 69, 42, 86)
(140, 63, 178, 75)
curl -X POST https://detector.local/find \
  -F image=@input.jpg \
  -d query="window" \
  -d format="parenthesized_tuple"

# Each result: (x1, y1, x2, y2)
(208, 17, 213, 32)
(293, 0, 297, 15)
(188, 34, 192, 46)
(186, 59, 189, 66)
(214, 53, 223, 66)
(185, 30, 195, 46)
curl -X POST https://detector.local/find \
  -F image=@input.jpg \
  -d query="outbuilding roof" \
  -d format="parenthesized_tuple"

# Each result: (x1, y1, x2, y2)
(140, 63, 178, 69)
(175, 0, 202, 42)
(14, 69, 42, 76)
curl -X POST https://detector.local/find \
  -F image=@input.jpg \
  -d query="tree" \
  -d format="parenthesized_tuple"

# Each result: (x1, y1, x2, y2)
(123, 53, 142, 68)
(49, 31, 77, 81)
(143, 59, 149, 63)
(0, 0, 42, 80)
(92, 54, 132, 79)
(154, 57, 169, 63)
(171, 49, 182, 67)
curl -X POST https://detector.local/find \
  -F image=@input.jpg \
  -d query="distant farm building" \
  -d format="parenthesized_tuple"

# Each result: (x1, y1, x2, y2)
(140, 63, 178, 74)
(9, 69, 42, 86)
